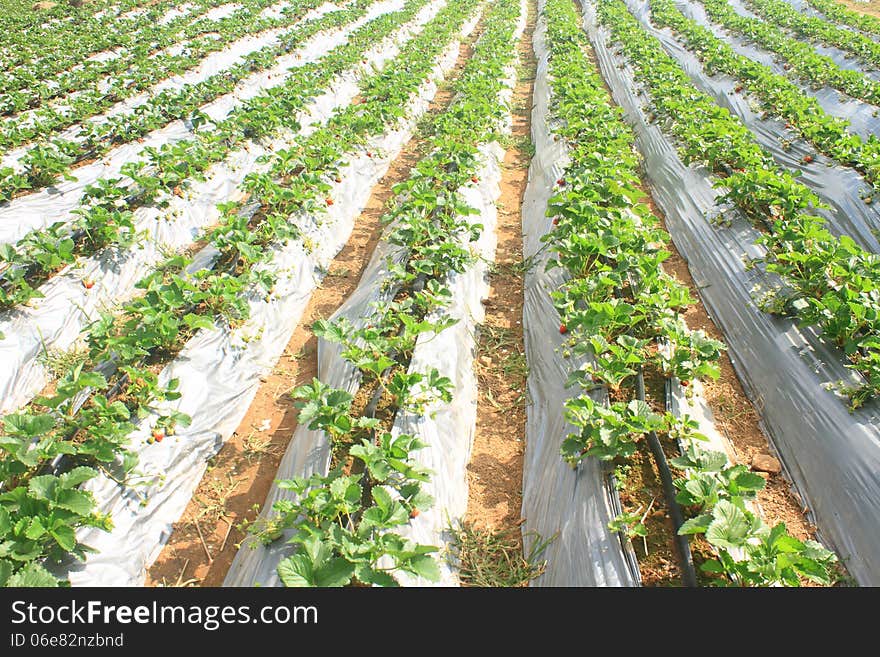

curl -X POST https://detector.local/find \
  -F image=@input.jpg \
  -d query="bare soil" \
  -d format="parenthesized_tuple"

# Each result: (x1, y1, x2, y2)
(836, 0, 880, 20)
(463, 0, 536, 543)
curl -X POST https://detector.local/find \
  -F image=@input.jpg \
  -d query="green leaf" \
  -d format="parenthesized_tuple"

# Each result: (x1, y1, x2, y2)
(50, 524, 76, 551)
(4, 413, 54, 437)
(678, 513, 712, 535)
(732, 471, 767, 492)
(277, 554, 314, 587)
(314, 558, 355, 587)
(408, 554, 440, 581)
(373, 486, 392, 513)
(705, 500, 751, 550)
(794, 557, 831, 584)
(6, 562, 59, 587)
(58, 467, 97, 490)
(0, 559, 11, 586)
(354, 565, 398, 587)
(24, 517, 47, 540)
(28, 475, 58, 501)
(183, 313, 216, 331)
(54, 489, 94, 516)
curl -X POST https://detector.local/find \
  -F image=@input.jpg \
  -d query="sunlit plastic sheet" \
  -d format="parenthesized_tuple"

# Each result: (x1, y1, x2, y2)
(675, 0, 880, 140)
(519, 3, 640, 587)
(620, 0, 880, 254)
(1, 0, 301, 161)
(0, 0, 405, 417)
(51, 0, 456, 586)
(736, 0, 880, 81)
(579, 0, 880, 585)
(0, 0, 374, 245)
(224, 9, 516, 587)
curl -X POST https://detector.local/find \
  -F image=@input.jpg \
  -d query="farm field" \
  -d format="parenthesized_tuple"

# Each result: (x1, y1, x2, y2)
(0, 0, 878, 589)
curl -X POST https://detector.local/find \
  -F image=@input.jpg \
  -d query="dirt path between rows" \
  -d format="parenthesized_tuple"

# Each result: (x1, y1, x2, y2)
(145, 17, 486, 588)
(462, 0, 536, 557)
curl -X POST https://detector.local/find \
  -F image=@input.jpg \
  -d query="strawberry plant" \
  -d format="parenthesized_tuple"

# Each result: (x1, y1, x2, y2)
(539, 0, 837, 586)
(246, 0, 523, 586)
(696, 0, 880, 106)
(595, 0, 880, 408)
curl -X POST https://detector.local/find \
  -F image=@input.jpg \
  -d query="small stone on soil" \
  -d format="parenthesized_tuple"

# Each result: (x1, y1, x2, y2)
(751, 453, 782, 474)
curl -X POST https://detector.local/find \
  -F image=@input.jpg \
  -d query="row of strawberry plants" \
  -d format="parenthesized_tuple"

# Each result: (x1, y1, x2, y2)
(597, 0, 880, 408)
(741, 0, 880, 70)
(0, 0, 204, 75)
(0, 0, 236, 109)
(541, 0, 837, 585)
(0, 0, 376, 308)
(0, 0, 331, 195)
(0, 0, 471, 588)
(649, 0, 880, 191)
(696, 0, 880, 106)
(245, 0, 521, 587)
(0, 0, 313, 151)
(803, 0, 880, 37)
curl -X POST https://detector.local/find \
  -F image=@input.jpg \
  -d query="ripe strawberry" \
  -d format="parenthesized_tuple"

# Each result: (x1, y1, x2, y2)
(734, 84, 743, 93)
(471, 175, 478, 183)
(410, 508, 420, 518)
(552, 217, 559, 226)
(326, 197, 334, 206)
(680, 380, 690, 387)
(82, 279, 94, 289)
(559, 323, 568, 334)
(557, 178, 565, 186)
(802, 155, 813, 164)
(152, 429, 164, 442)
(366, 151, 373, 158)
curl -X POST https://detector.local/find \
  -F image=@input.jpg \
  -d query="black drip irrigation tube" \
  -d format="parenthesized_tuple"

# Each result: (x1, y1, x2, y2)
(635, 365, 698, 587)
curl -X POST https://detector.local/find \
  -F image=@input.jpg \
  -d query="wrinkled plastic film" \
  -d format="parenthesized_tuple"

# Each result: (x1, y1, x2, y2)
(1, 0, 306, 170)
(621, 0, 880, 255)
(0, 1, 394, 246)
(519, 3, 640, 587)
(673, 0, 880, 141)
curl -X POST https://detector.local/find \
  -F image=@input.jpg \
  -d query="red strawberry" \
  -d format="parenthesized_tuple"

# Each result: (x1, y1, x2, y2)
(152, 429, 164, 442)
(559, 323, 567, 334)
(471, 175, 478, 183)
(410, 508, 420, 518)
(365, 151, 373, 158)
(680, 380, 690, 387)
(326, 197, 334, 206)
(552, 217, 559, 226)
(82, 279, 94, 289)
(557, 178, 565, 186)
(802, 155, 813, 164)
